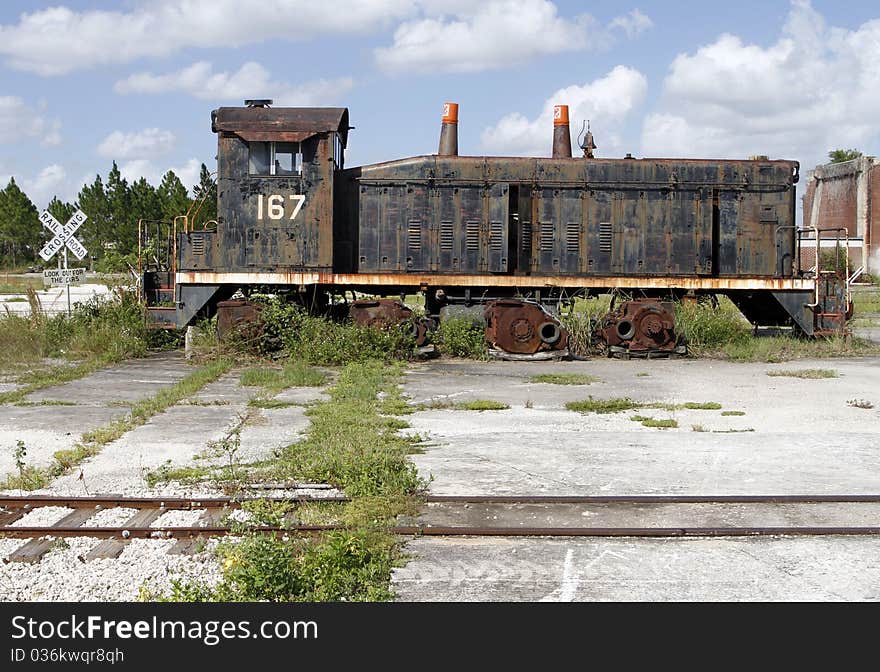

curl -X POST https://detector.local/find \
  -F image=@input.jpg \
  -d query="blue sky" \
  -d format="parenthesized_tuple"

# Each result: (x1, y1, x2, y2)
(1, 0, 879, 215)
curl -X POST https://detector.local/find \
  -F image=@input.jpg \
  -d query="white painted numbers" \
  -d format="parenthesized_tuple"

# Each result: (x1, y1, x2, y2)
(256, 194, 306, 221)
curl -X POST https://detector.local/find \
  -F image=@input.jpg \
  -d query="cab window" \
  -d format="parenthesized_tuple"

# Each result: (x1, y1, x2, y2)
(248, 141, 303, 176)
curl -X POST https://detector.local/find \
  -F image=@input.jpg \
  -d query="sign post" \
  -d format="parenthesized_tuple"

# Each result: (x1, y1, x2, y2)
(38, 209, 89, 317)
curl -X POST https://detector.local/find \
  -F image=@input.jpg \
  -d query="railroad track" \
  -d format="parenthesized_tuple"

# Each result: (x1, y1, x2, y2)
(3, 494, 880, 564)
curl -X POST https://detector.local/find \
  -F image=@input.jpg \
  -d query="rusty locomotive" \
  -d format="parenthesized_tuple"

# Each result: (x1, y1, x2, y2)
(142, 99, 848, 357)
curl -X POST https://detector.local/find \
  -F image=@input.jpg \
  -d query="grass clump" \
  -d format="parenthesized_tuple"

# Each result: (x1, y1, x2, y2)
(437, 315, 486, 359)
(650, 401, 722, 411)
(454, 400, 509, 411)
(529, 373, 602, 386)
(640, 418, 678, 429)
(721, 410, 746, 417)
(767, 369, 839, 379)
(559, 295, 612, 357)
(240, 361, 326, 392)
(630, 415, 678, 429)
(675, 298, 751, 350)
(566, 396, 642, 414)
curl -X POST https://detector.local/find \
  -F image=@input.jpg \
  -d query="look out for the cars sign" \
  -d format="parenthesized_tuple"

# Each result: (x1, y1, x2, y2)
(42, 267, 85, 286)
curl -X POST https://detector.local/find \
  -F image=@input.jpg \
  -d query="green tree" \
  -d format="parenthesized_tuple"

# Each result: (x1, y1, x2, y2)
(190, 163, 217, 229)
(106, 161, 136, 254)
(130, 177, 163, 224)
(76, 174, 111, 259)
(828, 149, 863, 163)
(0, 178, 40, 267)
(157, 170, 191, 223)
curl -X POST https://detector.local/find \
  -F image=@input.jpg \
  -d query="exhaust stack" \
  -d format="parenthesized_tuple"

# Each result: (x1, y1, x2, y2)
(438, 102, 459, 156)
(552, 105, 572, 158)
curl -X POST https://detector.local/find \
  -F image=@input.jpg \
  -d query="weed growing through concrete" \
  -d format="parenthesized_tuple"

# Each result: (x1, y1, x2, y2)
(529, 373, 602, 385)
(767, 369, 839, 379)
(721, 410, 746, 416)
(2, 439, 49, 490)
(240, 361, 326, 392)
(649, 401, 723, 411)
(692, 424, 707, 432)
(566, 397, 642, 414)
(630, 415, 678, 429)
(453, 400, 510, 411)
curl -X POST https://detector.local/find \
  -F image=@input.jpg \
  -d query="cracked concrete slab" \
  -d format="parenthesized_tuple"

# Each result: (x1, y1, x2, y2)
(393, 356, 880, 601)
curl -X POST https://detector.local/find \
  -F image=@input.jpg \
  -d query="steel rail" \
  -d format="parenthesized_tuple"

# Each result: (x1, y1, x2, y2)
(0, 495, 348, 509)
(4, 525, 880, 540)
(6, 494, 880, 509)
(423, 494, 880, 504)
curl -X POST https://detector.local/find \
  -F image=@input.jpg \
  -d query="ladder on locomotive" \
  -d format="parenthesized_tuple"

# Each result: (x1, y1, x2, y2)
(807, 227, 854, 337)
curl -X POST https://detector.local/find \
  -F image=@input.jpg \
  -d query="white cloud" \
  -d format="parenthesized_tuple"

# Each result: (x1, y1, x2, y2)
(640, 0, 880, 171)
(0, 96, 61, 147)
(120, 158, 202, 195)
(481, 66, 648, 156)
(375, 1, 653, 73)
(608, 9, 653, 38)
(97, 128, 176, 160)
(0, 1, 416, 76)
(115, 61, 354, 106)
(0, 164, 73, 209)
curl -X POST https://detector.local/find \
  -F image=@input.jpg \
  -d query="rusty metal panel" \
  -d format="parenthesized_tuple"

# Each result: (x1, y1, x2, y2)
(178, 230, 217, 271)
(459, 186, 482, 272)
(487, 183, 509, 273)
(405, 183, 430, 271)
(584, 191, 612, 275)
(213, 107, 349, 146)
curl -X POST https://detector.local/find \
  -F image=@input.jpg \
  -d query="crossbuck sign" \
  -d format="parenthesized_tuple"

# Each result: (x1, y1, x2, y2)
(38, 209, 88, 262)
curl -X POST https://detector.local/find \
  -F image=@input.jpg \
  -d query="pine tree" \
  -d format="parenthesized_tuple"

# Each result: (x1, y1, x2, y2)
(190, 163, 217, 229)
(76, 174, 111, 258)
(158, 170, 192, 224)
(0, 178, 40, 267)
(106, 161, 135, 254)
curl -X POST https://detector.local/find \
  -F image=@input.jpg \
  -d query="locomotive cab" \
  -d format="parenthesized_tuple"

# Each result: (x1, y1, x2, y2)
(178, 101, 349, 276)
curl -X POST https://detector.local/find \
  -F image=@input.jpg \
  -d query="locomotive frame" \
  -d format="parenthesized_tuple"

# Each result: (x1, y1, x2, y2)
(142, 100, 848, 347)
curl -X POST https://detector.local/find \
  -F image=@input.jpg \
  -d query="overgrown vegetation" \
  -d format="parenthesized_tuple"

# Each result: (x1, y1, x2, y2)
(0, 289, 180, 403)
(157, 360, 424, 602)
(436, 315, 486, 359)
(254, 297, 417, 364)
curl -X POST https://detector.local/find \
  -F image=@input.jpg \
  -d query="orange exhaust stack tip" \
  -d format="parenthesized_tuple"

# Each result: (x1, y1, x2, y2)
(442, 102, 459, 124)
(553, 105, 569, 126)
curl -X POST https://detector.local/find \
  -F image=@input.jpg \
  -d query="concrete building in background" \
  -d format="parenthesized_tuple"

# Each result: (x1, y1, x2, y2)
(802, 157, 880, 276)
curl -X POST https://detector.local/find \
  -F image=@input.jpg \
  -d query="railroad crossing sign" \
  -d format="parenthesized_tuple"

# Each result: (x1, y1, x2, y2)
(38, 209, 88, 262)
